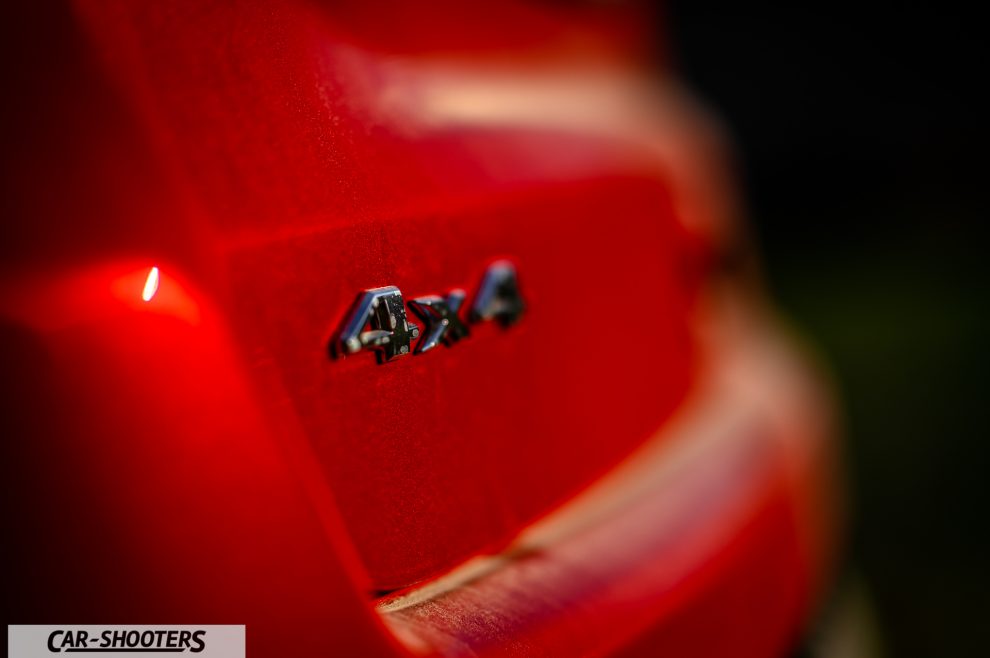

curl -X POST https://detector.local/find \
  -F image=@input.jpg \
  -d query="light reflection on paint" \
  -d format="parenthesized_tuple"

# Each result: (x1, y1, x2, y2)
(142, 266, 160, 302)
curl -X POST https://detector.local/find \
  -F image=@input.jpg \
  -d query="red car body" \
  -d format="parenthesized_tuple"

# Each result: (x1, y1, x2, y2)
(1, 1, 841, 656)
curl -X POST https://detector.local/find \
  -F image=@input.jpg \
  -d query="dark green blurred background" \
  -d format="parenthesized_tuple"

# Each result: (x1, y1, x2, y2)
(667, 3, 989, 656)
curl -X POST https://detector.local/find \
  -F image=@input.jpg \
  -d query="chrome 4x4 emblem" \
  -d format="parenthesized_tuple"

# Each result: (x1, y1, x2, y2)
(330, 261, 524, 364)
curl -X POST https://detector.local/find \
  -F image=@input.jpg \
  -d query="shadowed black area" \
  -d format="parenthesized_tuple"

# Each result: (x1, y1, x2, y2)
(667, 2, 990, 655)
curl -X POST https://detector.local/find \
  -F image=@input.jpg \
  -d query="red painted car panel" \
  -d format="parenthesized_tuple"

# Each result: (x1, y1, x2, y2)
(1, 1, 839, 656)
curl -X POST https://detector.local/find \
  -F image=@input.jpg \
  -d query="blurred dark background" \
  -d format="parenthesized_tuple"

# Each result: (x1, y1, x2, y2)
(666, 2, 988, 656)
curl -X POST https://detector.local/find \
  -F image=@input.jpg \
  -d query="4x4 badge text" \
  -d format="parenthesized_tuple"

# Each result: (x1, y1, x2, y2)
(329, 260, 525, 364)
